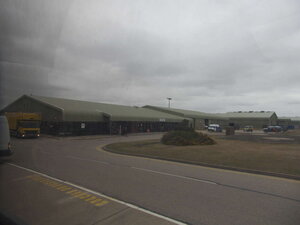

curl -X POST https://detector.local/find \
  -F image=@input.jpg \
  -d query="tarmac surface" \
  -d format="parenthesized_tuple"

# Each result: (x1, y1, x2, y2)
(1, 133, 300, 225)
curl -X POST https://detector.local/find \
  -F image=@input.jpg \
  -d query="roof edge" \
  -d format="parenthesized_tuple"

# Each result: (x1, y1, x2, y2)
(0, 94, 26, 113)
(25, 95, 64, 114)
(0, 94, 63, 114)
(143, 105, 185, 117)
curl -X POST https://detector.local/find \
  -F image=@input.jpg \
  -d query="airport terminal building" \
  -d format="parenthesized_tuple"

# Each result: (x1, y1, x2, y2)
(2, 95, 299, 135)
(222, 111, 278, 129)
(278, 117, 300, 129)
(143, 105, 229, 129)
(0, 95, 189, 135)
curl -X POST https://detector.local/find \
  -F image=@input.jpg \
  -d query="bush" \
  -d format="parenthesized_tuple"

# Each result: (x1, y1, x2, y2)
(161, 129, 215, 146)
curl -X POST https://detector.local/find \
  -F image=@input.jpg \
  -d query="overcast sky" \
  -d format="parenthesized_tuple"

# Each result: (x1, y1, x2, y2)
(1, 0, 300, 116)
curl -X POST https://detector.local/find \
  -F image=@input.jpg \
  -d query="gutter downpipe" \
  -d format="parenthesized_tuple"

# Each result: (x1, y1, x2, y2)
(96, 110, 112, 135)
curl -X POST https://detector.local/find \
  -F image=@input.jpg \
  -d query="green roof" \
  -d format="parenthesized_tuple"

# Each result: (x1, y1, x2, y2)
(278, 118, 292, 121)
(291, 117, 300, 121)
(143, 105, 228, 120)
(29, 95, 186, 122)
(280, 117, 300, 122)
(223, 111, 276, 119)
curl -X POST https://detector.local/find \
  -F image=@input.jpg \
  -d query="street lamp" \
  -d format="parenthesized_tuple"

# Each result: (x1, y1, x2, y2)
(167, 97, 172, 108)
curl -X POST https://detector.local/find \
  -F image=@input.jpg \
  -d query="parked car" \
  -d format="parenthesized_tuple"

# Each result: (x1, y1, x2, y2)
(208, 124, 222, 132)
(243, 125, 253, 132)
(263, 126, 282, 133)
(0, 116, 13, 156)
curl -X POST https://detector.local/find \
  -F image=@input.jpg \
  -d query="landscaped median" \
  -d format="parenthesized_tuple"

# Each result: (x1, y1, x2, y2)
(104, 137, 300, 179)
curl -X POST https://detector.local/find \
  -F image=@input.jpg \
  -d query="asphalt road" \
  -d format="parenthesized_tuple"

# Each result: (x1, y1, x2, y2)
(1, 134, 300, 225)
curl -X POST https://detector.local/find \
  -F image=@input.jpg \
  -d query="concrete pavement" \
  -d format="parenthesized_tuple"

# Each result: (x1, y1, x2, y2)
(1, 134, 300, 225)
(0, 162, 181, 225)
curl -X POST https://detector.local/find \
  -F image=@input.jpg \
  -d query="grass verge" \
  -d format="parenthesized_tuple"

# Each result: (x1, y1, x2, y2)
(105, 138, 300, 177)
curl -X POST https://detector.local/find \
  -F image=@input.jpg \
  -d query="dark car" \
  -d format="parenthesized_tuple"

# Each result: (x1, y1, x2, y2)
(243, 125, 253, 132)
(263, 126, 282, 133)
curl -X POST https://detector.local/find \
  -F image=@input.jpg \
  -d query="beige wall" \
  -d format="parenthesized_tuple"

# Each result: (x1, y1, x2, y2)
(194, 118, 205, 130)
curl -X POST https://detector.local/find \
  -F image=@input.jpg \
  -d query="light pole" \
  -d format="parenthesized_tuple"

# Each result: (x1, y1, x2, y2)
(167, 97, 172, 108)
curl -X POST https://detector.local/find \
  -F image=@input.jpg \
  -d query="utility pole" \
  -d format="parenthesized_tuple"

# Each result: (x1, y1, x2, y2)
(167, 97, 172, 108)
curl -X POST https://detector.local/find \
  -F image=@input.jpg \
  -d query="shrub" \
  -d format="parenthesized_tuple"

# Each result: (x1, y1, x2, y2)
(161, 129, 215, 146)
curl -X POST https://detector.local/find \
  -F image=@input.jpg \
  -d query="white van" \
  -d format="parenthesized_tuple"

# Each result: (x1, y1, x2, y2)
(0, 115, 13, 156)
(207, 124, 222, 132)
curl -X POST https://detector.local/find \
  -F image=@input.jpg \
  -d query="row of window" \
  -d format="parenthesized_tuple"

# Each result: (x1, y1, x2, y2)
(40, 121, 186, 135)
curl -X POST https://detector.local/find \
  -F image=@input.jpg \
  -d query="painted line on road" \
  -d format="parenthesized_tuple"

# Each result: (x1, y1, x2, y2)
(65, 153, 216, 185)
(7, 163, 187, 225)
(131, 167, 217, 185)
(130, 167, 300, 202)
(66, 155, 110, 165)
(97, 145, 300, 184)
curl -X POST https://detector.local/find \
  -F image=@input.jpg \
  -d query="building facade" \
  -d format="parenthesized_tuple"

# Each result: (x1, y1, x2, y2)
(143, 105, 229, 130)
(222, 111, 278, 129)
(0, 95, 188, 135)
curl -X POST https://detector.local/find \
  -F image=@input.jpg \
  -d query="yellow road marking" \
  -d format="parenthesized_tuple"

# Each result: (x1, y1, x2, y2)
(95, 200, 109, 206)
(85, 196, 97, 202)
(90, 198, 104, 204)
(50, 183, 63, 187)
(70, 190, 82, 195)
(78, 194, 91, 199)
(67, 189, 79, 194)
(57, 186, 72, 191)
(27, 175, 109, 207)
(8, 162, 187, 225)
(55, 184, 68, 189)
(71, 191, 86, 198)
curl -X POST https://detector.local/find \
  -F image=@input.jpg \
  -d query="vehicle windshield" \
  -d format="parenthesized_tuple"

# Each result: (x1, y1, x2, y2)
(18, 121, 40, 128)
(1, 1, 299, 225)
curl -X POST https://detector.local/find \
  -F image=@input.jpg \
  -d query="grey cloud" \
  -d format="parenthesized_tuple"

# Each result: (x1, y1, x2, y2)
(1, 0, 300, 116)
(0, 62, 71, 107)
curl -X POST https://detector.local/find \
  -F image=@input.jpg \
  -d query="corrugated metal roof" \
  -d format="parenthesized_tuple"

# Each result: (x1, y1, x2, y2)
(278, 117, 292, 121)
(143, 105, 228, 120)
(280, 117, 300, 121)
(29, 95, 186, 122)
(290, 117, 300, 121)
(223, 111, 276, 119)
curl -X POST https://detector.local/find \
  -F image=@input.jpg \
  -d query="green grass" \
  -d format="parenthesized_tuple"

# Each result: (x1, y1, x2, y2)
(105, 138, 300, 176)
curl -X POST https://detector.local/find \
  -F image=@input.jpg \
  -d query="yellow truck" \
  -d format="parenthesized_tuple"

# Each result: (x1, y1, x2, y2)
(5, 112, 41, 138)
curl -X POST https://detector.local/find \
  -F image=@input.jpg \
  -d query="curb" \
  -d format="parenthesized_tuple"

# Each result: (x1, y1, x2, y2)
(103, 145, 300, 181)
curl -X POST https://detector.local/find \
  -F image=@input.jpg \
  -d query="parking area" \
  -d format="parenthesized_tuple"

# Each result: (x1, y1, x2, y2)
(223, 130, 300, 144)
(202, 129, 300, 144)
